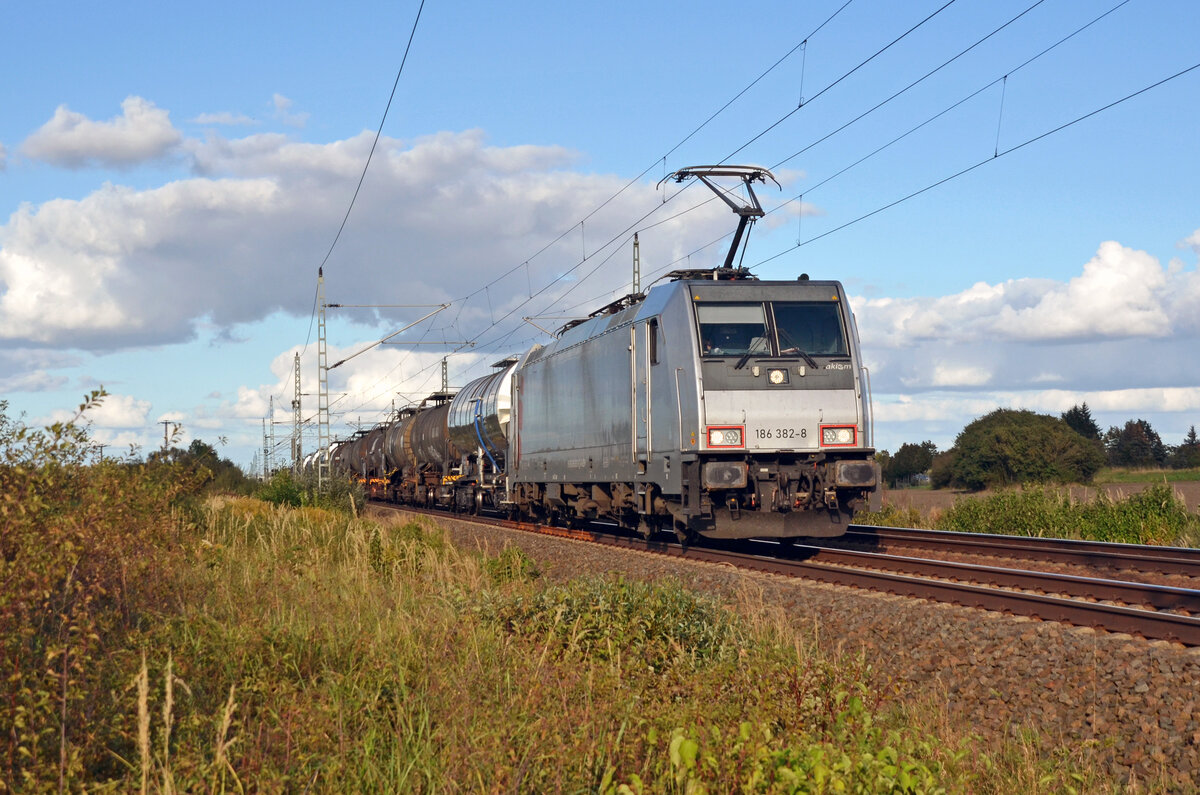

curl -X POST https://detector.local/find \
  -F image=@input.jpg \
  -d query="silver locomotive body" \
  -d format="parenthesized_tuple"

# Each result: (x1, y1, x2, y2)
(509, 275, 879, 538)
(331, 272, 879, 539)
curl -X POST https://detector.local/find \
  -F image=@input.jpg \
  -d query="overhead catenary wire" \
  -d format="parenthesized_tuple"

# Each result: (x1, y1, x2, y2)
(719, 0, 962, 165)
(642, 0, 1137, 286)
(426, 0, 860, 314)
(301, 0, 428, 353)
(748, 60, 1200, 270)
(309, 3, 863, 427)
(317, 2, 1170, 436)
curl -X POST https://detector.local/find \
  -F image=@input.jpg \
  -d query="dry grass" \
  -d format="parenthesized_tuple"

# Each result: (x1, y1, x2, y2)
(6, 480, 1135, 791)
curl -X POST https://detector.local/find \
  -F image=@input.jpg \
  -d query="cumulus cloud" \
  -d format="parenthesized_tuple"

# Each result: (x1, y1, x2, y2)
(190, 111, 257, 126)
(0, 128, 732, 351)
(0, 370, 69, 393)
(1184, 228, 1200, 255)
(871, 385, 1200, 454)
(21, 96, 182, 169)
(859, 241, 1200, 348)
(39, 392, 151, 428)
(272, 94, 308, 128)
(905, 363, 991, 388)
(851, 238, 1200, 453)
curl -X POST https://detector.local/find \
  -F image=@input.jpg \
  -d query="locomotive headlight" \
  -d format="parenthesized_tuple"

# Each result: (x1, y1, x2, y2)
(821, 426, 856, 446)
(707, 427, 743, 447)
(768, 368, 788, 385)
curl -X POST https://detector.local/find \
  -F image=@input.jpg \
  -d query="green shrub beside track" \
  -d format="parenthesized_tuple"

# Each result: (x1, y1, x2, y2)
(860, 484, 1200, 547)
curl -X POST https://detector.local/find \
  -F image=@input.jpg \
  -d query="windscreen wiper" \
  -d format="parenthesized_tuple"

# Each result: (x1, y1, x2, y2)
(734, 336, 770, 370)
(778, 328, 819, 369)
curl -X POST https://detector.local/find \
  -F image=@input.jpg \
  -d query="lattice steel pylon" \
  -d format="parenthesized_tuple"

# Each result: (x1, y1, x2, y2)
(291, 352, 302, 471)
(633, 233, 641, 294)
(317, 268, 331, 488)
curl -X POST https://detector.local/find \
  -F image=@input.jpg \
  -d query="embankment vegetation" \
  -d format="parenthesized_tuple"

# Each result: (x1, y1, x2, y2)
(860, 483, 1200, 547)
(1, 395, 1141, 791)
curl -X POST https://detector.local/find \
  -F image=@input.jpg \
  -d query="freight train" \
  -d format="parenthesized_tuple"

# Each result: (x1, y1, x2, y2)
(327, 166, 880, 540)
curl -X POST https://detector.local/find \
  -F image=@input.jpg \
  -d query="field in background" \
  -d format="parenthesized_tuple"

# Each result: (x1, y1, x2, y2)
(883, 479, 1200, 520)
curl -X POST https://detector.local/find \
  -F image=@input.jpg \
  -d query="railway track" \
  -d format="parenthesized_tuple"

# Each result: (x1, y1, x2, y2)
(372, 503, 1200, 646)
(822, 525, 1200, 578)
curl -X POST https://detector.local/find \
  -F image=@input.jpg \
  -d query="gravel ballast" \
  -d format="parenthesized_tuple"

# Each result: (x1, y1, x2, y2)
(375, 507, 1200, 789)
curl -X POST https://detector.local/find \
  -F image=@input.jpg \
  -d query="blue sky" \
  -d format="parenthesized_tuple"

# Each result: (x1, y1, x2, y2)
(2, 0, 1199, 469)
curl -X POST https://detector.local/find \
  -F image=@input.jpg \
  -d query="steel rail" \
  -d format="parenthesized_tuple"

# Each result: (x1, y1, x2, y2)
(779, 545, 1200, 613)
(370, 503, 1200, 645)
(836, 525, 1200, 576)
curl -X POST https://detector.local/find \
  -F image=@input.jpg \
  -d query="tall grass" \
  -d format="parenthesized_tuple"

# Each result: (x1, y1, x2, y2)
(2, 399, 1146, 791)
(1093, 467, 1200, 484)
(859, 484, 1200, 547)
(138, 499, 954, 791)
(95, 497, 1138, 792)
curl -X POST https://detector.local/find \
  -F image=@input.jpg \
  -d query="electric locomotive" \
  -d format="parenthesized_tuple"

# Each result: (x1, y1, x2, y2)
(506, 265, 879, 539)
(330, 165, 880, 540)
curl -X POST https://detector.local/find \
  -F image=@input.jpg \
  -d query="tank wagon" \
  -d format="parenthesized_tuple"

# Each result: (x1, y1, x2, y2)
(330, 165, 880, 539)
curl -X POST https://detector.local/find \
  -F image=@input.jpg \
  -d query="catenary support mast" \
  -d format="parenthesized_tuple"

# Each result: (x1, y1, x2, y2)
(317, 268, 331, 488)
(292, 352, 302, 471)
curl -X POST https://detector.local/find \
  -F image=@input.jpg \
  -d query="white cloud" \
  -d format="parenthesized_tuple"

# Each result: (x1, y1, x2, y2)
(1184, 228, 1200, 256)
(21, 96, 182, 169)
(903, 363, 991, 388)
(0, 370, 68, 393)
(39, 392, 150, 428)
(0, 142, 6, 170)
(94, 394, 153, 427)
(0, 128, 731, 351)
(0, 349, 81, 393)
(858, 241, 1200, 348)
(272, 94, 308, 128)
(90, 429, 152, 455)
(872, 386, 1200, 454)
(190, 111, 257, 126)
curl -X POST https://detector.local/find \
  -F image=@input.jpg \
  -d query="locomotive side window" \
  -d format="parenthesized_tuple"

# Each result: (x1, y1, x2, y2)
(696, 303, 768, 357)
(772, 302, 847, 357)
(649, 318, 659, 365)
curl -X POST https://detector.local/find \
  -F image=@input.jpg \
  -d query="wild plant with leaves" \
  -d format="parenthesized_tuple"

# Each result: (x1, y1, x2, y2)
(0, 391, 200, 787)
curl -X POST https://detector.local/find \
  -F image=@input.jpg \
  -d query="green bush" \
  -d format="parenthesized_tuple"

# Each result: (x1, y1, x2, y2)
(256, 469, 304, 506)
(0, 393, 196, 786)
(934, 483, 1197, 545)
(481, 576, 745, 670)
(255, 468, 364, 513)
(933, 409, 1105, 491)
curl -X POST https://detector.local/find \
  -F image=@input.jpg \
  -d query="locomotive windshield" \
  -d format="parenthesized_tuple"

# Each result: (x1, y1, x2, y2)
(697, 303, 769, 356)
(773, 302, 847, 356)
(696, 300, 847, 358)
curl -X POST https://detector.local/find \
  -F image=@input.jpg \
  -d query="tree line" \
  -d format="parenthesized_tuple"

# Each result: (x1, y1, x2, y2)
(878, 403, 1200, 492)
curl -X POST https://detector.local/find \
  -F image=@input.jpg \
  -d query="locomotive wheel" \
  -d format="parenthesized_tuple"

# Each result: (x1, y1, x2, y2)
(673, 518, 694, 547)
(473, 491, 484, 516)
